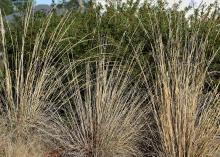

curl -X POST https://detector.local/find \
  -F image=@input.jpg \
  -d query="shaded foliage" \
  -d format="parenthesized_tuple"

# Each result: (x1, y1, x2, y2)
(0, 0, 13, 15)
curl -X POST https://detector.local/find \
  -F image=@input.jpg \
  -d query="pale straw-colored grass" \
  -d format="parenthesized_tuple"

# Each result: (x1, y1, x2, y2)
(46, 58, 147, 157)
(137, 8, 220, 157)
(0, 7, 75, 157)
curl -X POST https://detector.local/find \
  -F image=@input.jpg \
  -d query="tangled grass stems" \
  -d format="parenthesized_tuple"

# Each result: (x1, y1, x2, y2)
(137, 8, 220, 157)
(45, 58, 148, 157)
(0, 8, 79, 156)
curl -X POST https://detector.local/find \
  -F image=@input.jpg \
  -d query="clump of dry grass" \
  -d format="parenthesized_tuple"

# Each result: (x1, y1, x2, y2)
(0, 133, 46, 157)
(47, 59, 147, 157)
(137, 8, 220, 157)
(0, 8, 74, 157)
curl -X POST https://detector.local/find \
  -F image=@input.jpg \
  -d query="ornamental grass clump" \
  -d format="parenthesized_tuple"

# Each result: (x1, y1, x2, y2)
(48, 59, 148, 157)
(137, 7, 220, 156)
(0, 8, 74, 156)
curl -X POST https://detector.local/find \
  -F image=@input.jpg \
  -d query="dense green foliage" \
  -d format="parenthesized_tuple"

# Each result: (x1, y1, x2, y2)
(0, 0, 13, 15)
